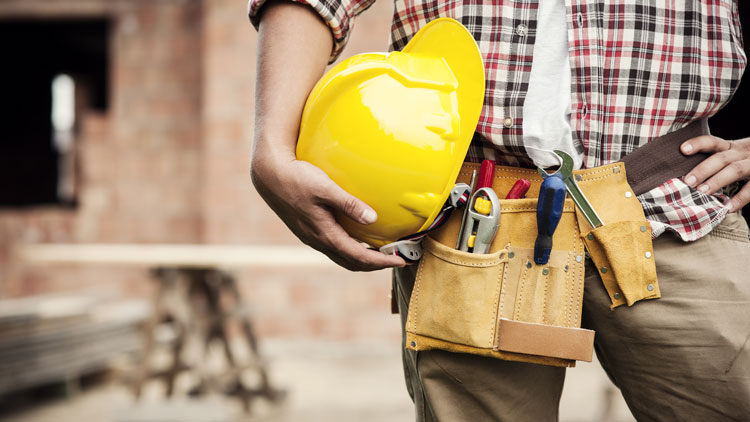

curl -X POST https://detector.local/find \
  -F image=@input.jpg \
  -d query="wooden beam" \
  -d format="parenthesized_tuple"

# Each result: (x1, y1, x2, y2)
(14, 244, 338, 268)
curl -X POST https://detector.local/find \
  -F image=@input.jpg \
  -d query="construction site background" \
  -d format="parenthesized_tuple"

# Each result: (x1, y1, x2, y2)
(1, 1, 747, 421)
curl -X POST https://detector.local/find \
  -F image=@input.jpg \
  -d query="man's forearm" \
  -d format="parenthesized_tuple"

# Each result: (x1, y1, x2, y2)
(253, 1, 332, 164)
(250, 1, 406, 271)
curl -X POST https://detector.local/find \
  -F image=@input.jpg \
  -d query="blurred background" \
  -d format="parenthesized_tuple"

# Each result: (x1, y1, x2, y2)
(0, 1, 746, 421)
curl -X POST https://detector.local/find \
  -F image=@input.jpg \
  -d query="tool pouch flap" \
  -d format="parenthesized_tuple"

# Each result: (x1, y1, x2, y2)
(586, 221, 659, 306)
(574, 163, 660, 308)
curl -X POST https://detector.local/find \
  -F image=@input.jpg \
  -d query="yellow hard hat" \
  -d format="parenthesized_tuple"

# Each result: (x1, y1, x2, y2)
(297, 18, 485, 248)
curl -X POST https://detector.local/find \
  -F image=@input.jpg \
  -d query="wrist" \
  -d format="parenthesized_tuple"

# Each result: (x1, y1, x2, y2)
(250, 132, 296, 185)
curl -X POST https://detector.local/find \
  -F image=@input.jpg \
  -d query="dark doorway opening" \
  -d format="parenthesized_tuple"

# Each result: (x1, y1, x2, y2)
(0, 19, 109, 207)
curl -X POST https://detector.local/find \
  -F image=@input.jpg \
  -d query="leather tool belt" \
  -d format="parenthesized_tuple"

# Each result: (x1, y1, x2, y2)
(404, 119, 709, 368)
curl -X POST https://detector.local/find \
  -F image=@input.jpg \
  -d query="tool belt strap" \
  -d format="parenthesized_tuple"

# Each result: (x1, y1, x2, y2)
(620, 119, 710, 196)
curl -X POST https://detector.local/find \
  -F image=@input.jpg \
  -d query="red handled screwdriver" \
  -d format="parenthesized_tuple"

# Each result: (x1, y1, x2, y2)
(505, 179, 531, 199)
(476, 159, 495, 190)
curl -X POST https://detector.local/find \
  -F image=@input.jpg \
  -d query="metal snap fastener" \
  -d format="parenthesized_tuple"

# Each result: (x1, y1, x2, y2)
(614, 292, 621, 300)
(640, 225, 648, 232)
(625, 191, 633, 198)
(575, 174, 583, 182)
(503, 117, 513, 128)
(564, 265, 569, 272)
(600, 267, 608, 274)
(647, 284, 655, 292)
(613, 167, 620, 174)
(508, 251, 515, 258)
(410, 341, 417, 348)
(576, 255, 583, 263)
(587, 233, 594, 240)
(542, 268, 550, 275)
(645, 251, 652, 259)
(526, 261, 533, 269)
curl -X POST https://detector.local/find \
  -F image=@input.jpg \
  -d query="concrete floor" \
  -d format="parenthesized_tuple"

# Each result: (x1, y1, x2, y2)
(0, 339, 635, 422)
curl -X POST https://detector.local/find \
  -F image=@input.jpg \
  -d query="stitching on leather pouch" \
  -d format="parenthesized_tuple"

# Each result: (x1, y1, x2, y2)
(572, 224, 583, 328)
(514, 259, 530, 321)
(575, 165, 621, 180)
(489, 259, 503, 347)
(411, 257, 427, 333)
(566, 222, 576, 328)
(429, 243, 505, 266)
(458, 168, 537, 178)
(498, 243, 511, 322)
(433, 253, 503, 267)
(565, 252, 573, 327)
(500, 207, 576, 213)
(542, 265, 549, 325)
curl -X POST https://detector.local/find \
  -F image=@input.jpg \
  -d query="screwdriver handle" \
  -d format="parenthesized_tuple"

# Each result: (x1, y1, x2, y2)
(477, 160, 496, 190)
(534, 174, 566, 265)
(505, 178, 531, 199)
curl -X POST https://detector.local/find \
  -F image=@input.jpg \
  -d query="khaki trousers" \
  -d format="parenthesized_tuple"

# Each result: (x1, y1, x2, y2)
(393, 212, 750, 421)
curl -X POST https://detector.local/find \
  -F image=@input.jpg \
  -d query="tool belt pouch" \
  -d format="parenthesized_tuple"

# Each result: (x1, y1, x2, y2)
(405, 163, 659, 368)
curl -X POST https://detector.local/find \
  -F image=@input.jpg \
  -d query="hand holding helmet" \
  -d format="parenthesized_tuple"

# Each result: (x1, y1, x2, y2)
(297, 18, 485, 253)
(253, 6, 484, 270)
(251, 2, 406, 271)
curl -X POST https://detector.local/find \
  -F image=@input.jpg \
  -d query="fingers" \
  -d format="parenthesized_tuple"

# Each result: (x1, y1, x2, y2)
(681, 136, 750, 195)
(291, 199, 405, 271)
(681, 135, 730, 156)
(253, 158, 405, 271)
(684, 149, 747, 192)
(728, 182, 750, 212)
(695, 158, 750, 195)
(681, 135, 730, 187)
(314, 222, 406, 271)
(317, 181, 378, 225)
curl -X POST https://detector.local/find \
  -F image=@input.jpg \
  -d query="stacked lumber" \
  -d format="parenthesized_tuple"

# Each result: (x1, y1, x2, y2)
(0, 294, 150, 395)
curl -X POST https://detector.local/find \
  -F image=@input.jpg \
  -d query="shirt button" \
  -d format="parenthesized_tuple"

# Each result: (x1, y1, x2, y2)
(576, 13, 584, 27)
(503, 117, 513, 128)
(515, 24, 528, 36)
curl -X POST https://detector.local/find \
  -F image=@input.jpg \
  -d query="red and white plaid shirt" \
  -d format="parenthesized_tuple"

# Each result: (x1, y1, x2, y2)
(249, 0, 747, 241)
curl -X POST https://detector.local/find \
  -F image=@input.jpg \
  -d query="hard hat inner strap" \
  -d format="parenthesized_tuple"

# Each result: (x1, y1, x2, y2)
(399, 185, 470, 242)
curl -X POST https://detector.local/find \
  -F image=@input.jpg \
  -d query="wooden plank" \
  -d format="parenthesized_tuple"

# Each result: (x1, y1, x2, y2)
(15, 244, 339, 268)
(0, 296, 150, 395)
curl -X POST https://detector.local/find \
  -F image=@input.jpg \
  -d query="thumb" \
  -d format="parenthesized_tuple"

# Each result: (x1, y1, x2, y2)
(729, 183, 750, 212)
(324, 184, 378, 225)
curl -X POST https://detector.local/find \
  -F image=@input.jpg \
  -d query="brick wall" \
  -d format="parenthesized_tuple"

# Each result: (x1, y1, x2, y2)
(0, 0, 399, 342)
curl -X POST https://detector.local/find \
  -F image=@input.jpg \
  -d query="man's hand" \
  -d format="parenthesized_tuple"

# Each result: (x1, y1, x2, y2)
(252, 2, 405, 271)
(251, 152, 406, 271)
(681, 136, 750, 211)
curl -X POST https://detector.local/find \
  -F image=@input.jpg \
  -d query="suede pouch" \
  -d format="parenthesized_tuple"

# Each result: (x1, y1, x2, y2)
(574, 163, 660, 308)
(406, 168, 595, 367)
(404, 162, 660, 367)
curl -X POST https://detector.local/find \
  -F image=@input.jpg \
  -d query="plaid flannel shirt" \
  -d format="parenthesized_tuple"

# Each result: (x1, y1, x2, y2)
(249, 0, 747, 241)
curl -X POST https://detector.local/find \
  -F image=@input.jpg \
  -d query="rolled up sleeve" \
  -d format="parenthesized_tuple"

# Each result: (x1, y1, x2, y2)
(248, 0, 376, 62)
